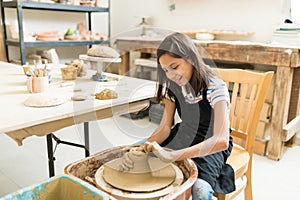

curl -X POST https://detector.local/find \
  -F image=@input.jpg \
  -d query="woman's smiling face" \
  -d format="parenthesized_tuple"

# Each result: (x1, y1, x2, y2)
(159, 53, 193, 86)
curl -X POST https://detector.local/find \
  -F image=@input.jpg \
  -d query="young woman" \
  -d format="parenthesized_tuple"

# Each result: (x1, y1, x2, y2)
(122, 32, 235, 200)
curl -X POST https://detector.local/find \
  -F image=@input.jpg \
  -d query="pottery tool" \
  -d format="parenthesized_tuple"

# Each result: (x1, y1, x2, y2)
(34, 61, 38, 77)
(37, 68, 42, 77)
(59, 81, 75, 87)
(28, 69, 35, 77)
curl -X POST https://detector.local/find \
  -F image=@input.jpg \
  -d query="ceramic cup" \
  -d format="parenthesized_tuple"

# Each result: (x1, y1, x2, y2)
(26, 76, 49, 93)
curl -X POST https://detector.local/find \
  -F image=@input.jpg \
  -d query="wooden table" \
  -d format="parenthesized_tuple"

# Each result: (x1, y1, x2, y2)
(0, 61, 156, 176)
(115, 37, 300, 161)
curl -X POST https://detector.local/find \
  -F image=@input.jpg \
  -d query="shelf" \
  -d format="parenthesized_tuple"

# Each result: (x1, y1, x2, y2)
(1, 0, 111, 64)
(1, 1, 109, 12)
(6, 39, 110, 47)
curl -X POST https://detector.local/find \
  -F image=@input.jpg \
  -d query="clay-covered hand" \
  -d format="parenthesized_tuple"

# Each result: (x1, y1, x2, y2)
(143, 141, 175, 163)
(138, 141, 154, 153)
(120, 152, 134, 172)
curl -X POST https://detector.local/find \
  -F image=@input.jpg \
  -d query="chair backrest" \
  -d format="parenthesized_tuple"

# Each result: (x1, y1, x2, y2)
(216, 68, 274, 158)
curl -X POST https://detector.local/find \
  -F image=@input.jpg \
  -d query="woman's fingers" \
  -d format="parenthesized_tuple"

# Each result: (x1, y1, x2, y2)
(137, 145, 145, 152)
(144, 141, 154, 152)
(120, 152, 134, 171)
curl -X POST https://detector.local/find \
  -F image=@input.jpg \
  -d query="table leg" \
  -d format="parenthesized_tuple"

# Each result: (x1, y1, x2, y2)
(266, 66, 293, 160)
(84, 122, 90, 157)
(46, 134, 55, 177)
(46, 124, 90, 177)
(119, 51, 130, 75)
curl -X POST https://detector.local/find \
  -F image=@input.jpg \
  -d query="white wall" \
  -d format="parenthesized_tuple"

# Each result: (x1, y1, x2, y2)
(110, 0, 289, 43)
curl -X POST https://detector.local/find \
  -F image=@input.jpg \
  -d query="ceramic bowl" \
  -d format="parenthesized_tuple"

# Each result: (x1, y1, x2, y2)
(35, 31, 62, 41)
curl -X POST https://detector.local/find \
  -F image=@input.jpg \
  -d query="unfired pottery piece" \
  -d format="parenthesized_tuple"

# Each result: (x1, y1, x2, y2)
(87, 46, 120, 58)
(100, 148, 176, 193)
(24, 94, 67, 107)
(95, 88, 118, 100)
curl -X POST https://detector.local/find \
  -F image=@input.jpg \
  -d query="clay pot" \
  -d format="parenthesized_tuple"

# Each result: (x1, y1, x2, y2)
(127, 147, 150, 173)
(61, 67, 77, 80)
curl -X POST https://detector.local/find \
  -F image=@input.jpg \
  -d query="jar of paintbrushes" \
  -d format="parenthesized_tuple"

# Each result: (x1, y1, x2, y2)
(26, 62, 50, 93)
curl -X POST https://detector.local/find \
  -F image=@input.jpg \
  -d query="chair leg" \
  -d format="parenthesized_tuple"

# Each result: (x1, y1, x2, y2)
(244, 171, 253, 200)
(244, 178, 253, 200)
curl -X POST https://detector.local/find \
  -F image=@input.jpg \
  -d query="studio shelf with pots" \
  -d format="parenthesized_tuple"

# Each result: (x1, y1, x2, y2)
(0, 0, 111, 64)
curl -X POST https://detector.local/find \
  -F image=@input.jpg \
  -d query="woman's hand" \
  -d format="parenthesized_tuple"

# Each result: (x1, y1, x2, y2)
(142, 141, 176, 163)
(120, 152, 134, 172)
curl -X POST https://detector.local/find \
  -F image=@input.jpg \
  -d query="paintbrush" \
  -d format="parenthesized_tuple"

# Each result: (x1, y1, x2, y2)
(43, 64, 47, 77)
(33, 60, 38, 77)
(28, 69, 35, 77)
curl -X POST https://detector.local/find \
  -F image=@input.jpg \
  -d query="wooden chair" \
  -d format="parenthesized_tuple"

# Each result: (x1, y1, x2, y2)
(215, 68, 274, 200)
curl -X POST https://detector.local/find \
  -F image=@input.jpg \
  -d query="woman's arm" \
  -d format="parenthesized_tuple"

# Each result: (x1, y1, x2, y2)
(146, 100, 230, 162)
(147, 98, 176, 144)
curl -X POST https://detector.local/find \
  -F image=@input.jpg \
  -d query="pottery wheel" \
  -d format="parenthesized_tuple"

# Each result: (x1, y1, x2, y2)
(95, 162, 184, 199)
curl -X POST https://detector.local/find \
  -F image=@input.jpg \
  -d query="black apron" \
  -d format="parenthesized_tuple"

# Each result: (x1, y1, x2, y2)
(161, 86, 235, 194)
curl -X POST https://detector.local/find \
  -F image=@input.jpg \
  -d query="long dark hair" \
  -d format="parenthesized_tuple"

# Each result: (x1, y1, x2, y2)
(155, 32, 217, 103)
